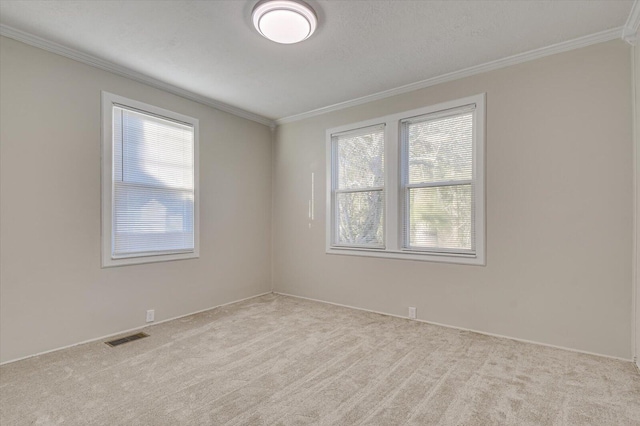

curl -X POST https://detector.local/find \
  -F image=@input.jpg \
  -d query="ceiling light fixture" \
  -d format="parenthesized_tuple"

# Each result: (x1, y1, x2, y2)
(252, 0, 317, 44)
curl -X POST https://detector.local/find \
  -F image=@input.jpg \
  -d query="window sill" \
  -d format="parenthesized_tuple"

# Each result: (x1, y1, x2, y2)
(102, 251, 199, 268)
(325, 246, 485, 266)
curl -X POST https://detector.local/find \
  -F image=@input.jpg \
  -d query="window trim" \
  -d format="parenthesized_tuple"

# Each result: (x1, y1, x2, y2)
(101, 91, 200, 267)
(325, 94, 485, 265)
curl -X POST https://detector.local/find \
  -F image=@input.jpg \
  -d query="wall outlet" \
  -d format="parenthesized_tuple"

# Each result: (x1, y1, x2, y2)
(146, 309, 155, 323)
(408, 307, 417, 319)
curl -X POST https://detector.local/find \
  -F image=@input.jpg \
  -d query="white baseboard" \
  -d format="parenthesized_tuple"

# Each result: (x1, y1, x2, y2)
(274, 292, 632, 363)
(0, 291, 272, 366)
(4, 291, 632, 367)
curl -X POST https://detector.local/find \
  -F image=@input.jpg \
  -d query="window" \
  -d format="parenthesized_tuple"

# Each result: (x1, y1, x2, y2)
(101, 92, 199, 267)
(331, 125, 385, 248)
(326, 94, 485, 265)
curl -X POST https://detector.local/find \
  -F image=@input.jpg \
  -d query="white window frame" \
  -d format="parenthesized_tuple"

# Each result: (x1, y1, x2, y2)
(101, 91, 200, 267)
(326, 93, 485, 265)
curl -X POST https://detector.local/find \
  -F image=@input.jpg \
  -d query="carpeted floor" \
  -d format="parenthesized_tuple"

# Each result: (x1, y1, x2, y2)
(1, 293, 639, 425)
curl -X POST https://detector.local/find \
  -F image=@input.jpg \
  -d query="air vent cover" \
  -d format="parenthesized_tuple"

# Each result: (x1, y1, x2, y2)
(105, 332, 149, 347)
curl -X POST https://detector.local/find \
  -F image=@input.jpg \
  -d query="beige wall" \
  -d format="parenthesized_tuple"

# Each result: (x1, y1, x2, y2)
(0, 37, 272, 363)
(273, 40, 634, 359)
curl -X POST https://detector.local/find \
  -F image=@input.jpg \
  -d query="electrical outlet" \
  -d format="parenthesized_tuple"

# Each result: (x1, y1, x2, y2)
(408, 307, 417, 319)
(146, 309, 155, 323)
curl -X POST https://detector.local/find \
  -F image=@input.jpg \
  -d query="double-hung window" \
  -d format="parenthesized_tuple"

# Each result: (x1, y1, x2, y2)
(331, 125, 385, 248)
(326, 94, 485, 265)
(402, 105, 475, 254)
(101, 92, 199, 267)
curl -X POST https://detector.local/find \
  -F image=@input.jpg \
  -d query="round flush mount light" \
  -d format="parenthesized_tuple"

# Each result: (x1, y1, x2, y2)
(252, 0, 317, 44)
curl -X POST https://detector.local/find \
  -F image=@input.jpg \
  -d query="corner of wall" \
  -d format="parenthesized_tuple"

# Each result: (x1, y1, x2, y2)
(269, 124, 277, 293)
(633, 43, 640, 368)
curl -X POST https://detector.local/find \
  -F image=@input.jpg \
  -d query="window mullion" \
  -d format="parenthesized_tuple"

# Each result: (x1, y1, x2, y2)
(400, 120, 410, 250)
(385, 120, 399, 251)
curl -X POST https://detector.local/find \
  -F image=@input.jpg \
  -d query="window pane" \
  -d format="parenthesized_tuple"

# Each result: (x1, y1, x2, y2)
(337, 127, 384, 190)
(337, 190, 383, 246)
(113, 183, 194, 256)
(408, 185, 473, 251)
(114, 107, 194, 190)
(408, 112, 472, 184)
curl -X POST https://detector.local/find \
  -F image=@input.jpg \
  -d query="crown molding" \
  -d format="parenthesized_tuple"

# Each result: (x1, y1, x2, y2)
(0, 23, 627, 128)
(276, 26, 623, 125)
(623, 0, 640, 45)
(0, 24, 275, 127)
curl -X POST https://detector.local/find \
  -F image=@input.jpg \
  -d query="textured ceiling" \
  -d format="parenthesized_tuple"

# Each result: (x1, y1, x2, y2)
(0, 1, 633, 121)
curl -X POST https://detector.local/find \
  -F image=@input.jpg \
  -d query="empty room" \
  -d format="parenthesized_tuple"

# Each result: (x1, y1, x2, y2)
(1, 0, 639, 424)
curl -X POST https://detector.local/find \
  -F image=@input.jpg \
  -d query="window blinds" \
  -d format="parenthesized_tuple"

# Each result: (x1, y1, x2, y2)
(112, 106, 195, 258)
(402, 105, 475, 253)
(333, 125, 385, 247)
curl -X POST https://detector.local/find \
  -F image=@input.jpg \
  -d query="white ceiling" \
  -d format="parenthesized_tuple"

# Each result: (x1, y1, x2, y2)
(0, 1, 633, 123)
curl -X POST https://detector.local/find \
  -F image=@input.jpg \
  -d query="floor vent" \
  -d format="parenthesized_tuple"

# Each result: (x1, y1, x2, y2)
(105, 332, 149, 347)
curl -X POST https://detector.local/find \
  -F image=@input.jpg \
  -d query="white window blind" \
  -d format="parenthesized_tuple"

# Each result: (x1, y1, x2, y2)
(332, 125, 385, 247)
(111, 105, 195, 258)
(402, 105, 476, 254)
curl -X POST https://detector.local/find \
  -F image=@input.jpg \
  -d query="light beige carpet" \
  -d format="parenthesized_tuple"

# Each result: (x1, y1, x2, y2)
(1, 293, 639, 425)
